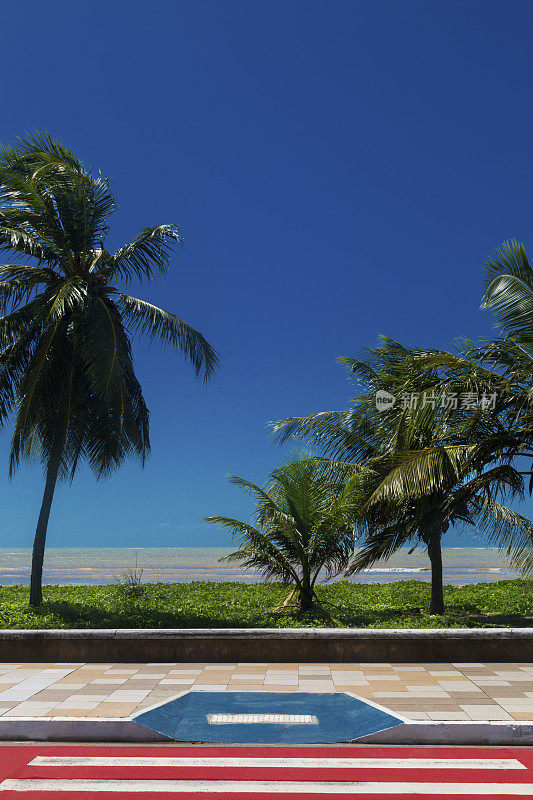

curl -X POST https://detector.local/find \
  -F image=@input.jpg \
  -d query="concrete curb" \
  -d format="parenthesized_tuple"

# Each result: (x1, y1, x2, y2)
(1, 717, 532, 745)
(2, 627, 532, 662)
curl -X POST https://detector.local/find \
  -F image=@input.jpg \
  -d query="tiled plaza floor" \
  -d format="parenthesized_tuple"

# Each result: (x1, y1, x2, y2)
(0, 662, 531, 722)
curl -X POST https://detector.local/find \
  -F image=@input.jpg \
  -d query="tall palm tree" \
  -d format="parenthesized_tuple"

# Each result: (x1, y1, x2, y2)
(0, 134, 218, 605)
(204, 456, 356, 615)
(346, 415, 533, 613)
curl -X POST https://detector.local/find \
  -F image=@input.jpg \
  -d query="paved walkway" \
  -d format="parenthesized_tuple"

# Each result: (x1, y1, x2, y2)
(0, 662, 532, 722)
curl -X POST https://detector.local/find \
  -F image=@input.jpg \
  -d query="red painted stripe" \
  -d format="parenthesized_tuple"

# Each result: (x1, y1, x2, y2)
(15, 766, 533, 783)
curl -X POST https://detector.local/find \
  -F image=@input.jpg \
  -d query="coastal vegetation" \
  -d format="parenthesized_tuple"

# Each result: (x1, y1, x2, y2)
(0, 579, 530, 629)
(0, 134, 218, 606)
(273, 338, 533, 615)
(259, 242, 533, 616)
(0, 133, 532, 621)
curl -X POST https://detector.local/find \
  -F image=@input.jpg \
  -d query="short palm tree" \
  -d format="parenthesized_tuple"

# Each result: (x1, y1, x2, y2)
(0, 134, 218, 605)
(204, 456, 356, 616)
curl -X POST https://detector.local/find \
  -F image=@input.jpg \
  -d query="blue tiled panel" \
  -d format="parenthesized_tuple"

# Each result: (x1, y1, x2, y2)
(134, 691, 404, 744)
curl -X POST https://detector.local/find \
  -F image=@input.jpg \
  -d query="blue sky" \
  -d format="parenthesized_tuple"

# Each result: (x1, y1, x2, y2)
(1, 0, 532, 548)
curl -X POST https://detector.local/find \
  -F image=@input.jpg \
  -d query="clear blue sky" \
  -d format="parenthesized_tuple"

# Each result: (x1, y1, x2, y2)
(0, 0, 532, 548)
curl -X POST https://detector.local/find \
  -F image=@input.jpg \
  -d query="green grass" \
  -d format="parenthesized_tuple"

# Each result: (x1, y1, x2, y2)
(0, 579, 531, 629)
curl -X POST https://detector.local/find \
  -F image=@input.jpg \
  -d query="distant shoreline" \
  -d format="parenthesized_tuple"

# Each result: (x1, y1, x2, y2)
(0, 546, 521, 587)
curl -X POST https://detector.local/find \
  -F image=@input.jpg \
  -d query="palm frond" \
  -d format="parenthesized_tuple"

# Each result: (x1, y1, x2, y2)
(106, 225, 183, 284)
(117, 292, 218, 380)
(475, 497, 533, 575)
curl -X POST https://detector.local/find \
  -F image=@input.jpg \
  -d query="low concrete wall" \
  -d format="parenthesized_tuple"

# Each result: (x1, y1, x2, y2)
(0, 627, 532, 662)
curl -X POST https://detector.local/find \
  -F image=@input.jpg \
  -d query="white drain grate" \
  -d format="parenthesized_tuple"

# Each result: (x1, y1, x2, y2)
(207, 713, 319, 725)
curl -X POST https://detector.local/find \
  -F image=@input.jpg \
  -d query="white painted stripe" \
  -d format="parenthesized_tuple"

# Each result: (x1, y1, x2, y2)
(2, 779, 533, 794)
(29, 756, 526, 770)
(206, 713, 318, 725)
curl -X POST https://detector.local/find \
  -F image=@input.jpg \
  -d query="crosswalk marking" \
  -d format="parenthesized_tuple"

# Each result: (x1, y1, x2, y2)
(2, 746, 530, 797)
(29, 755, 526, 770)
(2, 778, 533, 794)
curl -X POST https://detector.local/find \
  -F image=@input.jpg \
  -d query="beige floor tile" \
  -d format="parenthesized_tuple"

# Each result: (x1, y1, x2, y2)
(460, 705, 513, 720)
(427, 711, 470, 720)
(362, 665, 394, 670)
(232, 670, 266, 680)
(298, 681, 335, 689)
(401, 711, 430, 720)
(260, 685, 301, 692)
(45, 709, 96, 717)
(88, 702, 140, 716)
(190, 685, 231, 691)
(509, 711, 533, 720)
(226, 684, 265, 691)
(493, 698, 533, 711)
(3, 702, 58, 715)
(367, 681, 406, 691)
(331, 669, 365, 675)
(202, 665, 237, 670)
(448, 696, 495, 705)
(427, 670, 463, 677)
(299, 667, 331, 674)
(484, 687, 526, 697)
(158, 679, 194, 686)
(393, 666, 425, 671)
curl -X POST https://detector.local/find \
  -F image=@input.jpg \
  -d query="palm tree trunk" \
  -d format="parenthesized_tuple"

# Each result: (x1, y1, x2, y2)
(428, 528, 445, 614)
(298, 582, 314, 613)
(29, 452, 61, 607)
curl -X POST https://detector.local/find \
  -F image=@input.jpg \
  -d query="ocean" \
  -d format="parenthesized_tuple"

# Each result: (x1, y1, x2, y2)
(0, 547, 522, 586)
